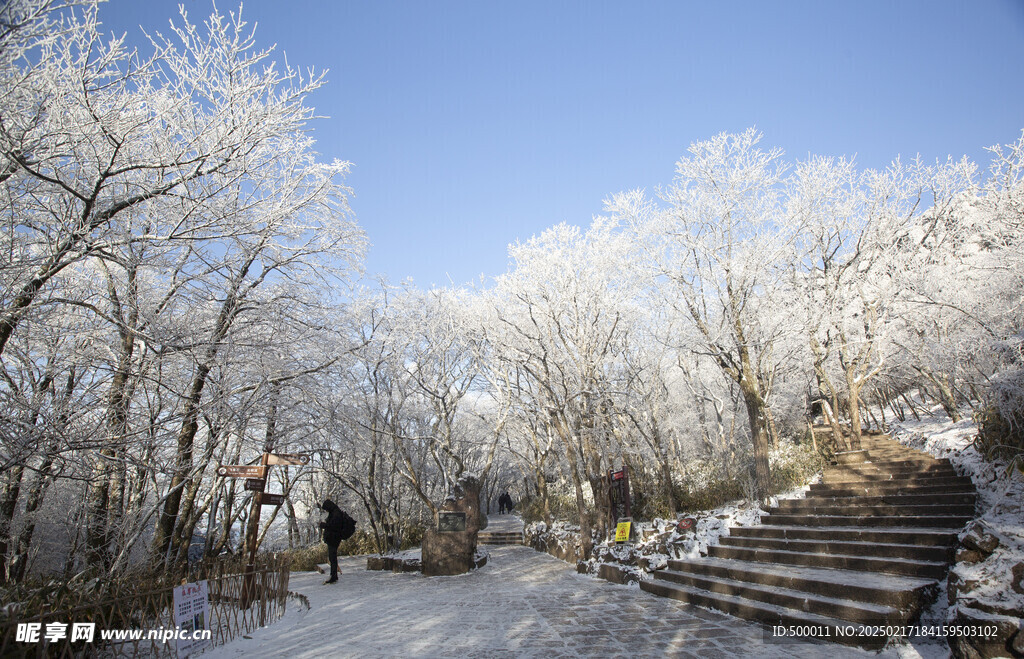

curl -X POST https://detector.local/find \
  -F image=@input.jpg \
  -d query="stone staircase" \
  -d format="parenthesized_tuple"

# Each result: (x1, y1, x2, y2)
(479, 514, 524, 545)
(640, 432, 976, 648)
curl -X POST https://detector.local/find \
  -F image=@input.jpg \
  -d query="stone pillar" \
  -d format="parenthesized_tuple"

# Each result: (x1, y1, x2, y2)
(422, 475, 485, 576)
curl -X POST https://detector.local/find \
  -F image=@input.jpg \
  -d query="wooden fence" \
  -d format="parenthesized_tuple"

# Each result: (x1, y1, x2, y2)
(0, 555, 292, 658)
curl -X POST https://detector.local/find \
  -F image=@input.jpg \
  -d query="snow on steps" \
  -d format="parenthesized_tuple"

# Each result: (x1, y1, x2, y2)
(477, 531, 523, 545)
(640, 432, 976, 648)
(478, 515, 525, 545)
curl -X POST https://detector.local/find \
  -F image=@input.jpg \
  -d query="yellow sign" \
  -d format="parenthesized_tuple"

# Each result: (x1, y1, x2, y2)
(615, 520, 631, 543)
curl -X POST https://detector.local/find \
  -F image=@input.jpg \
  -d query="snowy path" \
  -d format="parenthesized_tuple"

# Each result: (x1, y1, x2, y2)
(201, 544, 934, 658)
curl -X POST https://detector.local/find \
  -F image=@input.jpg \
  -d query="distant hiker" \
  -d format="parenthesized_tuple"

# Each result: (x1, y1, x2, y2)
(320, 499, 356, 584)
(498, 492, 514, 514)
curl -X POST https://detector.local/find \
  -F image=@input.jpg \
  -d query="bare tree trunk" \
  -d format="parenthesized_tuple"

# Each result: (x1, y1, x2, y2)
(553, 412, 593, 560)
(899, 391, 921, 421)
(738, 354, 772, 500)
(9, 449, 57, 582)
(0, 467, 25, 583)
(154, 256, 256, 565)
(915, 366, 962, 422)
(846, 374, 865, 450)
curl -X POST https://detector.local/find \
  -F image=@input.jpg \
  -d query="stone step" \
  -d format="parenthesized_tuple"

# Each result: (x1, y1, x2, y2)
(861, 458, 940, 466)
(800, 492, 976, 507)
(664, 556, 935, 609)
(769, 502, 976, 517)
(639, 579, 888, 649)
(652, 567, 903, 626)
(765, 512, 971, 528)
(835, 450, 870, 464)
(729, 525, 958, 547)
(718, 535, 953, 562)
(819, 474, 972, 487)
(826, 459, 956, 472)
(478, 531, 522, 545)
(707, 544, 948, 579)
(822, 465, 959, 480)
(835, 450, 945, 466)
(863, 458, 953, 470)
(808, 482, 975, 497)
(641, 432, 974, 649)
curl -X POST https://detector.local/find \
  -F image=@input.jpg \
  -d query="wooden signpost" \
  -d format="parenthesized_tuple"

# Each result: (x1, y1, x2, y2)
(258, 492, 285, 506)
(608, 467, 632, 543)
(265, 452, 310, 466)
(216, 451, 311, 607)
(216, 465, 266, 478)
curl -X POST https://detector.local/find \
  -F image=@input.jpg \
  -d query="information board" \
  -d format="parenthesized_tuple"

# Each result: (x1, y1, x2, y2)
(172, 580, 211, 658)
(437, 511, 466, 533)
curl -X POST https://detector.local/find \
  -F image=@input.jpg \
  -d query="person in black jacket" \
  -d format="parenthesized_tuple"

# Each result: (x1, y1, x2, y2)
(320, 499, 346, 584)
(498, 492, 514, 514)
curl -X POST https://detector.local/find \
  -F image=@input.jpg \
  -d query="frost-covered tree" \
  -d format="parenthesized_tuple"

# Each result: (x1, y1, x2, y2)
(615, 128, 797, 498)
(0, 0, 365, 578)
(483, 221, 636, 556)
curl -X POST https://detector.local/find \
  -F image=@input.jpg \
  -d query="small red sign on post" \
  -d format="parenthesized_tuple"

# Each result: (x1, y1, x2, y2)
(607, 467, 632, 536)
(266, 452, 310, 466)
(258, 492, 285, 506)
(217, 465, 266, 478)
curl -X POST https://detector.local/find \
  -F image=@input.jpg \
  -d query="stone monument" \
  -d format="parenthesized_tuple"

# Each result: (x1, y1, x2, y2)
(421, 474, 488, 576)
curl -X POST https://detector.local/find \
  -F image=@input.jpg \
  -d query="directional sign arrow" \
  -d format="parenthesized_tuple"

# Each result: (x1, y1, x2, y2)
(244, 478, 266, 492)
(258, 492, 285, 506)
(217, 465, 267, 479)
(265, 452, 311, 466)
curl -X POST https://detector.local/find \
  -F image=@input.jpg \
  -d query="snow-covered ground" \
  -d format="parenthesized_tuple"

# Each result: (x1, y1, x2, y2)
(890, 410, 1024, 658)
(202, 408, 1021, 658)
(527, 408, 1024, 657)
(204, 545, 906, 658)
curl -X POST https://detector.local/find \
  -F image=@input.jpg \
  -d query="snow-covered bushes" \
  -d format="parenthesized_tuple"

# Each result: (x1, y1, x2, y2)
(527, 501, 768, 583)
(892, 413, 1024, 658)
(673, 438, 823, 513)
(524, 439, 822, 583)
(518, 491, 582, 525)
(976, 331, 1024, 474)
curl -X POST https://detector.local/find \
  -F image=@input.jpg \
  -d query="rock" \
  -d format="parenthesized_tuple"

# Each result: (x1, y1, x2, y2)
(1012, 629, 1024, 656)
(1012, 562, 1024, 596)
(637, 555, 668, 572)
(597, 563, 638, 585)
(961, 520, 1001, 556)
(422, 475, 483, 577)
(950, 605, 1023, 659)
(957, 548, 987, 564)
(366, 556, 389, 571)
(948, 571, 983, 606)
(395, 557, 421, 573)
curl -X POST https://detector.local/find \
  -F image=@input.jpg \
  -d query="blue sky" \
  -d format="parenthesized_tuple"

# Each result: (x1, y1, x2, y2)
(100, 0, 1024, 289)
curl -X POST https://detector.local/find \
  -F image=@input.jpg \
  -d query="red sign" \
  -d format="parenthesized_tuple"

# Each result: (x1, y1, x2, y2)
(677, 517, 696, 531)
(217, 465, 266, 478)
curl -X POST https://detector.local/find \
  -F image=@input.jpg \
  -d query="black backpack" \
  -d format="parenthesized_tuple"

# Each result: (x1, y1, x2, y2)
(339, 510, 356, 540)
